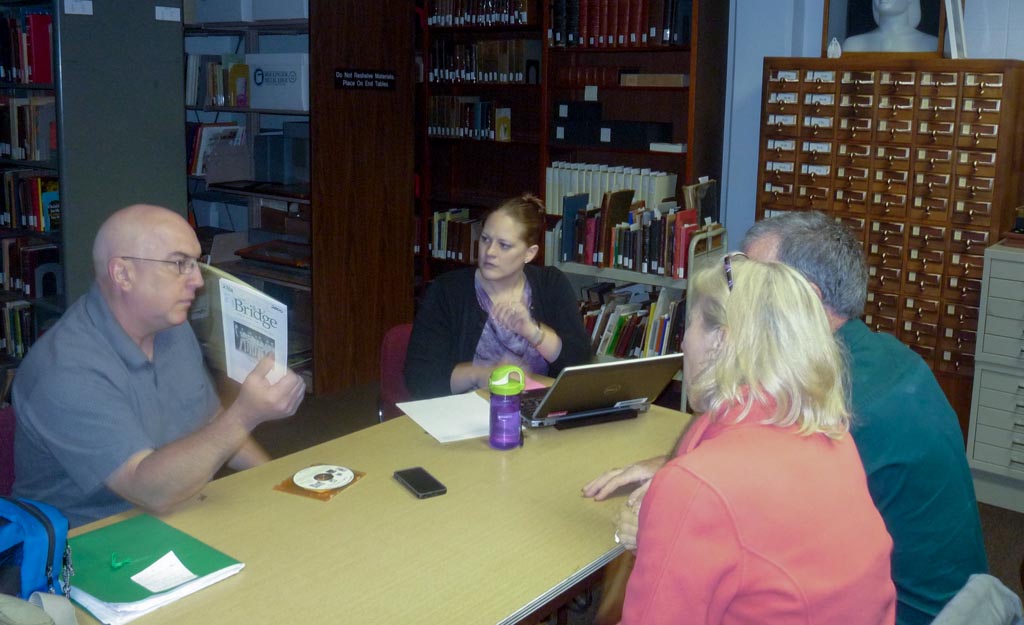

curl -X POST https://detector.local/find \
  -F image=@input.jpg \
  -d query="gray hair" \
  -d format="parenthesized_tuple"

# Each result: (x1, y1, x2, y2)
(741, 211, 868, 320)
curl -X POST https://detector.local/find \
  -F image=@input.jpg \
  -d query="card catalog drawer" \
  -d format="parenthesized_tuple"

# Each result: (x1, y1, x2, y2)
(974, 404, 1023, 432)
(864, 312, 899, 333)
(975, 424, 1024, 450)
(963, 72, 1004, 98)
(981, 332, 1024, 360)
(944, 275, 982, 306)
(987, 295, 1024, 319)
(942, 302, 979, 332)
(916, 147, 955, 173)
(918, 71, 959, 96)
(951, 199, 994, 228)
(971, 442, 1024, 476)
(866, 290, 900, 316)
(938, 349, 974, 376)
(903, 295, 941, 324)
(978, 367, 1024, 394)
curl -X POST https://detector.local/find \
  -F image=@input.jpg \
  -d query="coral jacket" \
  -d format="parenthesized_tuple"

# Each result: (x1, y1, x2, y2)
(620, 402, 896, 625)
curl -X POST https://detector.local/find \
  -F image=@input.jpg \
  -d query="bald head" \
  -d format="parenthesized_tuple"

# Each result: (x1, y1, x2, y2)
(93, 205, 194, 284)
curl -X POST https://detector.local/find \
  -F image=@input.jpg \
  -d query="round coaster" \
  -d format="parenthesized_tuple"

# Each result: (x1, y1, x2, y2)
(292, 464, 355, 492)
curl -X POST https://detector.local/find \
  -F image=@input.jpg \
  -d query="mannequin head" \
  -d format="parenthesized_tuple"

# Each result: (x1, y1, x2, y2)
(872, 0, 921, 29)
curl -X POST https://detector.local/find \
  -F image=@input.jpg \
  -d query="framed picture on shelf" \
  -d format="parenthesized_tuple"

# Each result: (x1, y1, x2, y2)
(822, 0, 947, 57)
(190, 123, 244, 177)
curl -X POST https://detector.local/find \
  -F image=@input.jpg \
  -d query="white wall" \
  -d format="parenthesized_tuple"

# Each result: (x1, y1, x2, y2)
(964, 0, 1024, 59)
(720, 0, 1024, 249)
(720, 0, 823, 249)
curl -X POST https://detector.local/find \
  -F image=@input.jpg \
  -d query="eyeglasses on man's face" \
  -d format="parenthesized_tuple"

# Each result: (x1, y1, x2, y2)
(119, 256, 200, 276)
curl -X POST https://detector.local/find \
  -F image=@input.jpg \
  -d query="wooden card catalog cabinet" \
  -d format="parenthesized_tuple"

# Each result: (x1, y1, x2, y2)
(756, 57, 1024, 433)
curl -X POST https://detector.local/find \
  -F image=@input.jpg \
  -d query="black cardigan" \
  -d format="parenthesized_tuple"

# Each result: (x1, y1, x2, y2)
(404, 265, 592, 399)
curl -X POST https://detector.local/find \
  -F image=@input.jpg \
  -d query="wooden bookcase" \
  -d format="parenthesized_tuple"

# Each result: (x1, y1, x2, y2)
(0, 0, 185, 364)
(183, 19, 314, 387)
(185, 1, 415, 394)
(543, 0, 728, 196)
(417, 0, 545, 282)
(415, 0, 729, 290)
(309, 0, 415, 392)
(754, 56, 1024, 436)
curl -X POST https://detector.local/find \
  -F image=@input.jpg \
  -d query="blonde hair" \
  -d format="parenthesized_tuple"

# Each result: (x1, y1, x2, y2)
(686, 255, 850, 438)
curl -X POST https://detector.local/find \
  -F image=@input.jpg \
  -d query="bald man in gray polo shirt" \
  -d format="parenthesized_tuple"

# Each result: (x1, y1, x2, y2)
(13, 204, 306, 527)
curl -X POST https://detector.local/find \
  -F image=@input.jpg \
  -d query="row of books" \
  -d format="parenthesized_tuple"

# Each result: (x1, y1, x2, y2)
(600, 204, 701, 277)
(185, 53, 249, 108)
(427, 39, 542, 85)
(429, 208, 482, 263)
(548, 0, 692, 49)
(186, 122, 244, 177)
(0, 9, 52, 84)
(562, 189, 706, 278)
(427, 96, 512, 141)
(582, 282, 685, 358)
(0, 95, 56, 162)
(1, 297, 33, 358)
(1, 235, 60, 298)
(1, 169, 59, 232)
(545, 160, 677, 217)
(427, 0, 533, 27)
(551, 64, 689, 88)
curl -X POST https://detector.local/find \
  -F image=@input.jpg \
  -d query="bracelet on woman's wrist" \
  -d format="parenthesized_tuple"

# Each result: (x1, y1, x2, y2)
(529, 325, 545, 347)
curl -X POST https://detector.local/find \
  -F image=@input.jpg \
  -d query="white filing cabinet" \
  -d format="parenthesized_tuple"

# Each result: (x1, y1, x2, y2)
(966, 242, 1024, 513)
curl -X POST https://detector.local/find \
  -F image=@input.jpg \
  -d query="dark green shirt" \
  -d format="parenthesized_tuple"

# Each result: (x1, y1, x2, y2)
(839, 319, 988, 625)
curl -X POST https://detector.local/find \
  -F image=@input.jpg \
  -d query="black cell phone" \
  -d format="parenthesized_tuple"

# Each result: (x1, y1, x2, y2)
(393, 467, 447, 499)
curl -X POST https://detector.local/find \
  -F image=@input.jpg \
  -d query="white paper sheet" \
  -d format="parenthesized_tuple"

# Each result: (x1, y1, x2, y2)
(130, 551, 197, 593)
(398, 392, 491, 443)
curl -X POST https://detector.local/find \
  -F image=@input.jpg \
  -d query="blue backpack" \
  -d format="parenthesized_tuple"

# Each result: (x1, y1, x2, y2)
(0, 497, 72, 599)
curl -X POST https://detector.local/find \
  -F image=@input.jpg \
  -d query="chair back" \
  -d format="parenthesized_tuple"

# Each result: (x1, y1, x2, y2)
(0, 405, 15, 496)
(378, 323, 413, 422)
(930, 574, 1023, 625)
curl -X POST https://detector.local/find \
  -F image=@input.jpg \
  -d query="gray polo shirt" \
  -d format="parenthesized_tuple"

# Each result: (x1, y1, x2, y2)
(12, 283, 219, 527)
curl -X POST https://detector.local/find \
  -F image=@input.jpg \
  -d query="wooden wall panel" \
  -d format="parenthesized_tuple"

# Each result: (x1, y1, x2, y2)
(310, 1, 416, 392)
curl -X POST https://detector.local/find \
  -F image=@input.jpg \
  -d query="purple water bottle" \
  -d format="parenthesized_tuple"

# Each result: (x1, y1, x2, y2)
(488, 365, 525, 450)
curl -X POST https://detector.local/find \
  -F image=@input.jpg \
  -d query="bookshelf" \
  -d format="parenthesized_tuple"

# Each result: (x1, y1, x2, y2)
(416, 0, 545, 285)
(186, 1, 415, 394)
(416, 0, 729, 293)
(183, 17, 314, 385)
(542, 0, 728, 290)
(0, 0, 185, 364)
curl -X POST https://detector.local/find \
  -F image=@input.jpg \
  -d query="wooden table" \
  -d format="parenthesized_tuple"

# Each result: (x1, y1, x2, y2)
(73, 406, 689, 625)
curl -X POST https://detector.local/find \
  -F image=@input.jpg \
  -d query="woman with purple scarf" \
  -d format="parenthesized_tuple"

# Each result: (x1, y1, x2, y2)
(404, 194, 591, 400)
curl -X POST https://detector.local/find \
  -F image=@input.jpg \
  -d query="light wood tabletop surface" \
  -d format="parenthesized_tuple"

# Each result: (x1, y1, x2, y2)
(73, 406, 690, 625)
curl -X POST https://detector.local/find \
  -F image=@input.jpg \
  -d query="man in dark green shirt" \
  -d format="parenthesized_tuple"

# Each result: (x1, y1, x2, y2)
(741, 211, 987, 624)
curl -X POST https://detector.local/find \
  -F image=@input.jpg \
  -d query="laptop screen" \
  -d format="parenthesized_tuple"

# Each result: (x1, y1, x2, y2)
(523, 353, 684, 427)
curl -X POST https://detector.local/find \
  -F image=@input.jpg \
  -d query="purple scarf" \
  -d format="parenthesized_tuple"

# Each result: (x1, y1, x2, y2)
(473, 275, 548, 375)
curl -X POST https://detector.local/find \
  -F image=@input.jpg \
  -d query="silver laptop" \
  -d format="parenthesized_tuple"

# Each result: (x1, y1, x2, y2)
(521, 353, 684, 427)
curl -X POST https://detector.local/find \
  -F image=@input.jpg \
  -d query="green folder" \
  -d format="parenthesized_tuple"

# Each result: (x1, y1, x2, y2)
(69, 514, 241, 604)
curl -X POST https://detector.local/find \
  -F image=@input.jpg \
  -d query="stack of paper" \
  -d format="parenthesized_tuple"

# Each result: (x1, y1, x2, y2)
(398, 392, 491, 443)
(398, 378, 547, 443)
(69, 515, 244, 625)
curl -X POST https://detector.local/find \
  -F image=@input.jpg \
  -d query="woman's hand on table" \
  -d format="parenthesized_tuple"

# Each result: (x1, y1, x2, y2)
(581, 456, 667, 501)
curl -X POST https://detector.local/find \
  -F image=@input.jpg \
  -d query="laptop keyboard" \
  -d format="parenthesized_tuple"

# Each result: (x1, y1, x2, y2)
(519, 388, 547, 416)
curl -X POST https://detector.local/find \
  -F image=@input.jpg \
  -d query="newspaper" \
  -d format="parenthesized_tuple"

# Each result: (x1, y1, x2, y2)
(190, 263, 287, 384)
